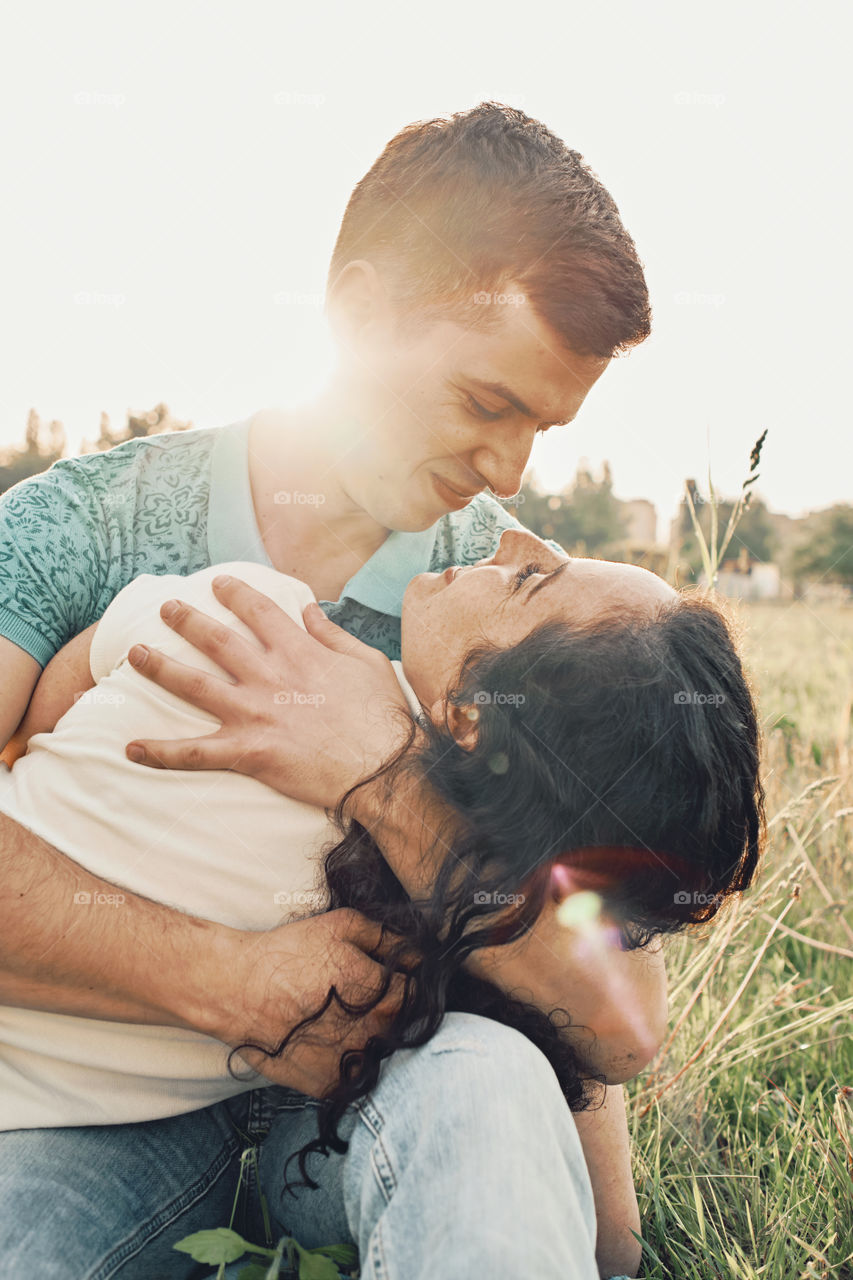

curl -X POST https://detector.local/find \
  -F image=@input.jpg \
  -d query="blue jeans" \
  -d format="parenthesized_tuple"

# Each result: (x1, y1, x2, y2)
(0, 1013, 625, 1279)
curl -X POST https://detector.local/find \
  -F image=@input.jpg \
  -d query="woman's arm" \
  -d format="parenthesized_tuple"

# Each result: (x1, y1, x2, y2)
(2, 622, 98, 764)
(575, 1086, 642, 1279)
(349, 753, 669, 1083)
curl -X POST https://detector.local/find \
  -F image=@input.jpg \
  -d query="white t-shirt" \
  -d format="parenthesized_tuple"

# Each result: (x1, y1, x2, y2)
(0, 561, 424, 1129)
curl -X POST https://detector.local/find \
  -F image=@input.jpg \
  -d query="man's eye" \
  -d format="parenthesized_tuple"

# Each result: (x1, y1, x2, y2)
(512, 562, 542, 591)
(463, 394, 504, 422)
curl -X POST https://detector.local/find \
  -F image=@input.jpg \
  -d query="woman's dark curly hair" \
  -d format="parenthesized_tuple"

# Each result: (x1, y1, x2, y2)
(228, 589, 765, 1203)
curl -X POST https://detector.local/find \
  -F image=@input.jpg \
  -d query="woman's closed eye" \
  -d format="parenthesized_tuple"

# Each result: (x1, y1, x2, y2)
(512, 563, 542, 592)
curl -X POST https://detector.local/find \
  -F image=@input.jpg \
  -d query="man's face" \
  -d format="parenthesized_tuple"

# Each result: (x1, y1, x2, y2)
(327, 273, 609, 531)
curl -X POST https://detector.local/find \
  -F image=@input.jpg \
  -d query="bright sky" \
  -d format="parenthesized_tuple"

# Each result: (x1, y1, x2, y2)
(2, 1, 848, 540)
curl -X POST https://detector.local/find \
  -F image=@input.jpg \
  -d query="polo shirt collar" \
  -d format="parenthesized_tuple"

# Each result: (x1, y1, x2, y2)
(208, 416, 437, 616)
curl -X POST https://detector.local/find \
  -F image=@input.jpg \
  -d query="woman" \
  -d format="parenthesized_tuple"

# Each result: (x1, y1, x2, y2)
(0, 529, 764, 1277)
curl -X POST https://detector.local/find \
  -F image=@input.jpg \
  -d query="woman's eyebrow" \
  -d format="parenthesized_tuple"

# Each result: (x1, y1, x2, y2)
(524, 559, 571, 601)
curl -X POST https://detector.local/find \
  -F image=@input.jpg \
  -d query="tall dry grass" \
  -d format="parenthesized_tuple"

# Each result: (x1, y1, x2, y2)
(627, 599, 853, 1278)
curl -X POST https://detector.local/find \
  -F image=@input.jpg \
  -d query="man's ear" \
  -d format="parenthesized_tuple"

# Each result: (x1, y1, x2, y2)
(326, 259, 393, 352)
(435, 701, 480, 752)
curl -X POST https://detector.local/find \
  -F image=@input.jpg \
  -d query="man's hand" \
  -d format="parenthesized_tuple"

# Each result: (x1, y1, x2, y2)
(124, 575, 412, 806)
(211, 909, 414, 1098)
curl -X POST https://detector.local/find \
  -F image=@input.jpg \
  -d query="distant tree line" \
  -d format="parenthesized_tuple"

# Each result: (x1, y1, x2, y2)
(1, 409, 850, 589)
(0, 404, 192, 496)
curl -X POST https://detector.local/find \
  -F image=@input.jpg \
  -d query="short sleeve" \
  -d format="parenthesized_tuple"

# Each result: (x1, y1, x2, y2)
(0, 459, 110, 667)
(431, 492, 569, 574)
(89, 561, 318, 683)
(494, 502, 567, 558)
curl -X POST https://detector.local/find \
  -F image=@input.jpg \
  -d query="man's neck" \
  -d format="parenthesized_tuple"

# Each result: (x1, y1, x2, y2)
(247, 400, 389, 602)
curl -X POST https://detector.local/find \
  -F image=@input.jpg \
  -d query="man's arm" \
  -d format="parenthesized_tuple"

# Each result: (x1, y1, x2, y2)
(0, 637, 45, 767)
(0, 804, 404, 1093)
(1, 624, 98, 764)
(0, 631, 404, 1095)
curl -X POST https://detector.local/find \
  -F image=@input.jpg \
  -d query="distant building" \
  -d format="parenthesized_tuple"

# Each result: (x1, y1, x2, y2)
(619, 499, 657, 546)
(714, 561, 784, 601)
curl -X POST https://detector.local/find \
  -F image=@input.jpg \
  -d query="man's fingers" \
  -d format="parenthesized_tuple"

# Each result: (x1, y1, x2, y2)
(332, 908, 421, 968)
(125, 729, 246, 772)
(302, 601, 388, 665)
(210, 576, 308, 654)
(158, 597, 276, 684)
(127, 644, 238, 718)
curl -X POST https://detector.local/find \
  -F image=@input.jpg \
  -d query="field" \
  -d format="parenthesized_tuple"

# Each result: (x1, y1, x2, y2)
(627, 600, 853, 1278)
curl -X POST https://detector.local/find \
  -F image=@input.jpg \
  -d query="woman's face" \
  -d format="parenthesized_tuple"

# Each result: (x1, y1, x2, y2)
(401, 528, 677, 717)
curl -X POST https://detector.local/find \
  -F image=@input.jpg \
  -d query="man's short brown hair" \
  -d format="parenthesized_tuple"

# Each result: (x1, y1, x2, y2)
(327, 101, 651, 358)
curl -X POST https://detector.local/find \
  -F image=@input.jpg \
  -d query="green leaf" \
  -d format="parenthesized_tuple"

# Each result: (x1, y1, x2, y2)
(238, 1267, 272, 1280)
(173, 1227, 249, 1264)
(297, 1249, 341, 1280)
(310, 1243, 358, 1265)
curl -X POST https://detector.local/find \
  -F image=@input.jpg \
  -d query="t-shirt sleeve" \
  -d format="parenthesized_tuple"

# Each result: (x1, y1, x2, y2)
(0, 458, 110, 667)
(89, 561, 318, 683)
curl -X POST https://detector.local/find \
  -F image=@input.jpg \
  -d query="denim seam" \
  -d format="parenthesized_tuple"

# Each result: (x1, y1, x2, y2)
(355, 1095, 398, 1243)
(367, 1219, 390, 1280)
(88, 1129, 241, 1280)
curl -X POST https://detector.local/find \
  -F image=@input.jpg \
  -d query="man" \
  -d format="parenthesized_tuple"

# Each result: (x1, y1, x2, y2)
(0, 103, 656, 1276)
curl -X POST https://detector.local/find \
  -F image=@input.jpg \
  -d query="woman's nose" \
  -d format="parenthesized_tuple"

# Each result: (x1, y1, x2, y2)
(493, 528, 562, 568)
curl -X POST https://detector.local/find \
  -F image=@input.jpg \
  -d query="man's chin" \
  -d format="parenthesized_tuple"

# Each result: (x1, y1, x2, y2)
(380, 501, 443, 534)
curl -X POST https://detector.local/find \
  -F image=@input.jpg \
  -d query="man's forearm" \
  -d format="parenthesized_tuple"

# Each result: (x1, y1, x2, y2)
(0, 811, 237, 1033)
(348, 758, 668, 1082)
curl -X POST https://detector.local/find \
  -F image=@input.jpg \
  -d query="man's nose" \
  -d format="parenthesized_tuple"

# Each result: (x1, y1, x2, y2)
(471, 426, 536, 500)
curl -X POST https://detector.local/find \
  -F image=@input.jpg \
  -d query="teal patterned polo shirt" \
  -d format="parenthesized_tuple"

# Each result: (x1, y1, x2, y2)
(0, 415, 563, 667)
